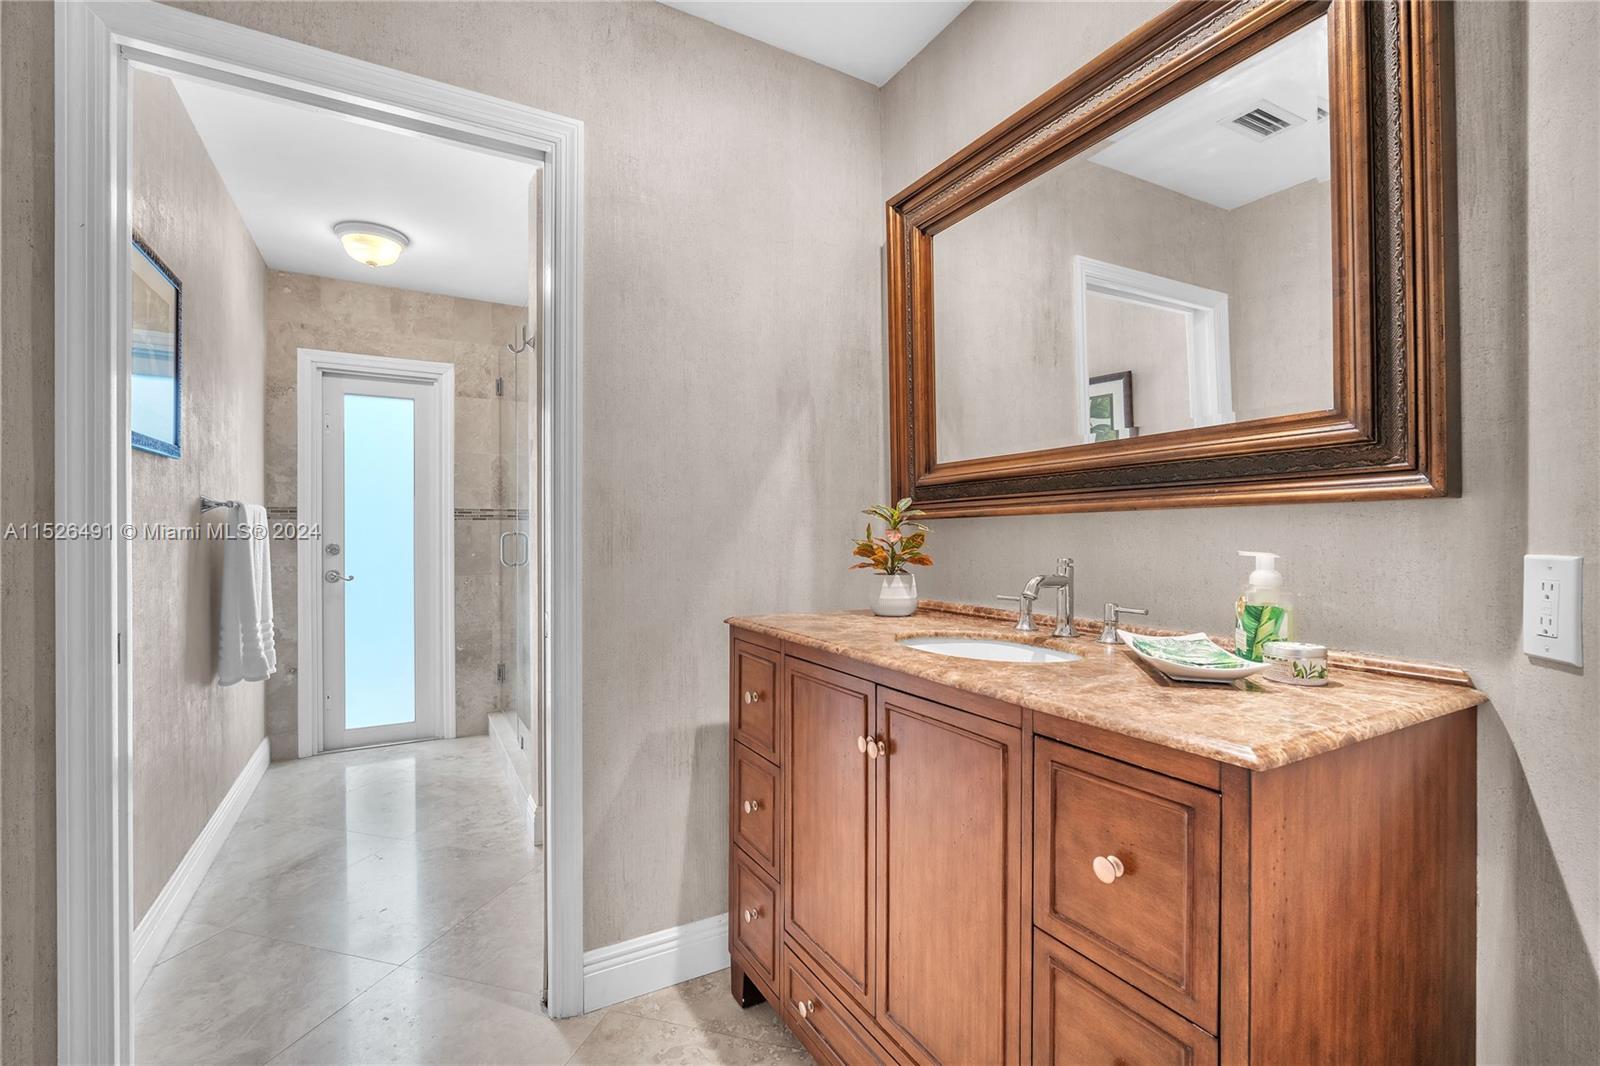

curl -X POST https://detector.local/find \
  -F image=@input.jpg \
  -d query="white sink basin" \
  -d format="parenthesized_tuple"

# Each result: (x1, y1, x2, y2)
(897, 636, 1081, 664)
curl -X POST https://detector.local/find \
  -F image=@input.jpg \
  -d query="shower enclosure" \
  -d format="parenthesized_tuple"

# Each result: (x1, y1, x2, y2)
(492, 170, 544, 845)
(497, 314, 541, 837)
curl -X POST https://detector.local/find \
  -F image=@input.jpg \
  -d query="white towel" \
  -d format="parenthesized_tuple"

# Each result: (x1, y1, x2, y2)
(218, 503, 276, 685)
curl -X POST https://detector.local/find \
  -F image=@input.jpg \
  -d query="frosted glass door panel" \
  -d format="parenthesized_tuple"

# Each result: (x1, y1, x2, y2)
(318, 364, 444, 753)
(343, 394, 417, 729)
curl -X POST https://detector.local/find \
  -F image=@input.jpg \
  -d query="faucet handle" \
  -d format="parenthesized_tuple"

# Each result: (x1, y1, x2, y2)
(1098, 603, 1149, 645)
(1056, 557, 1074, 575)
(996, 594, 1037, 633)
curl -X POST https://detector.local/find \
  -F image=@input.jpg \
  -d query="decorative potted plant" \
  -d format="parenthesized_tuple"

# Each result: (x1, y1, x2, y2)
(850, 498, 932, 616)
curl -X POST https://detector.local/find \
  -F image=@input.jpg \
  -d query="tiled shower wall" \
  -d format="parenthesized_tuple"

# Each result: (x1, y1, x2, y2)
(262, 269, 528, 760)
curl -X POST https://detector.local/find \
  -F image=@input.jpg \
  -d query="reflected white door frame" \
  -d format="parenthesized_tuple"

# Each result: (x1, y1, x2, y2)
(301, 352, 453, 753)
(1071, 254, 1235, 440)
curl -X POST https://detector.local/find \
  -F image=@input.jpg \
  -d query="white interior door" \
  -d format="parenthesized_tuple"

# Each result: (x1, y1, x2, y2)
(320, 370, 447, 750)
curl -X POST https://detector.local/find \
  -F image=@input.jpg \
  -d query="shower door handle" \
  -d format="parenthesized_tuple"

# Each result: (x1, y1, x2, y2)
(500, 530, 530, 567)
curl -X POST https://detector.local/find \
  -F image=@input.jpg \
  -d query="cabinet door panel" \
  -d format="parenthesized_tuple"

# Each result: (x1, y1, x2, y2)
(784, 659, 876, 1012)
(1033, 931, 1217, 1066)
(876, 689, 1022, 1066)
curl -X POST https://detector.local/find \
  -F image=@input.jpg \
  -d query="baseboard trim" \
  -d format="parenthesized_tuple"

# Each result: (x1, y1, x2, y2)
(486, 712, 542, 845)
(131, 736, 270, 993)
(582, 913, 731, 1012)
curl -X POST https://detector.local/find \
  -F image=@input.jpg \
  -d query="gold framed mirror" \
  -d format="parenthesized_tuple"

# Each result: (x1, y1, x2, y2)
(886, 0, 1451, 516)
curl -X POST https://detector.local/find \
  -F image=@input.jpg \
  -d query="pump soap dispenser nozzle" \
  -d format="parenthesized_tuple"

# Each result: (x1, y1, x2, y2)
(1238, 550, 1283, 589)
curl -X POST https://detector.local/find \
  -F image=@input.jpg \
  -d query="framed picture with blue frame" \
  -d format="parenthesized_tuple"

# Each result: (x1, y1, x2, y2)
(131, 233, 182, 457)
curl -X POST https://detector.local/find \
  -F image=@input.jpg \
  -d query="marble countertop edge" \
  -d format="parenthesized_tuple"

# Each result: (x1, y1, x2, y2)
(725, 602, 1485, 772)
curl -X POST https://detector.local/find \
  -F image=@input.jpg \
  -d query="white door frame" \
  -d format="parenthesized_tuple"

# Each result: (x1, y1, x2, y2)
(1072, 254, 1235, 439)
(54, 2, 587, 1059)
(297, 349, 456, 756)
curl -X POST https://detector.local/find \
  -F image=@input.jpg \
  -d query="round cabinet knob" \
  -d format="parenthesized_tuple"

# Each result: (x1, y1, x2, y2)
(743, 690, 762, 704)
(866, 740, 880, 760)
(1092, 855, 1126, 884)
(796, 999, 816, 1019)
(857, 736, 869, 753)
(742, 799, 761, 815)
(742, 906, 761, 923)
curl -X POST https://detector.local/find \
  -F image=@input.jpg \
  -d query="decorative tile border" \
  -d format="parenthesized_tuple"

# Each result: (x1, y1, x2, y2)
(264, 506, 529, 522)
(454, 507, 531, 521)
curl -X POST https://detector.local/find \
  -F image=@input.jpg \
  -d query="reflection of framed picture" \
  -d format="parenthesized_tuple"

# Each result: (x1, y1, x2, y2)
(1087, 371, 1135, 442)
(131, 233, 182, 457)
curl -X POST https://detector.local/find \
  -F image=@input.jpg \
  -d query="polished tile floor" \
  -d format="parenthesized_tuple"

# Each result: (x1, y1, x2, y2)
(135, 737, 806, 1065)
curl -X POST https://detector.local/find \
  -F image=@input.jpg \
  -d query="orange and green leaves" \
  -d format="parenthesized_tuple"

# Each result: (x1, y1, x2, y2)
(850, 499, 932, 575)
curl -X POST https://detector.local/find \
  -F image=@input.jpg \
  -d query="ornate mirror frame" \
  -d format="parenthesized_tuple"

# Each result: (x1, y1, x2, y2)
(885, 0, 1451, 517)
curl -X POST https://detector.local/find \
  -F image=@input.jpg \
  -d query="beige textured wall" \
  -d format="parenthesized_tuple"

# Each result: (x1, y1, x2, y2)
(1084, 295, 1189, 435)
(0, 2, 56, 1060)
(1225, 178, 1334, 421)
(129, 71, 269, 924)
(885, 2, 1600, 1059)
(262, 271, 527, 755)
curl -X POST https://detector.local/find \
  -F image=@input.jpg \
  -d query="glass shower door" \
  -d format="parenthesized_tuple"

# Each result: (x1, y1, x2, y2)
(501, 325, 537, 805)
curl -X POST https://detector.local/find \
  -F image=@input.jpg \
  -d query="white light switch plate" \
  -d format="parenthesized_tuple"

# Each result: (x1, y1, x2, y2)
(1523, 555, 1583, 667)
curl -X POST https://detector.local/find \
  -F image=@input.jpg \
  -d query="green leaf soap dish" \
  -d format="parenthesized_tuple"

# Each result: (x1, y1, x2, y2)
(1119, 632, 1271, 684)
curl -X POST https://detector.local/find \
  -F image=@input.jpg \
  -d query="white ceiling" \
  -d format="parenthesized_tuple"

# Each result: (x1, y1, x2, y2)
(167, 76, 537, 307)
(1088, 16, 1330, 210)
(660, 1, 970, 86)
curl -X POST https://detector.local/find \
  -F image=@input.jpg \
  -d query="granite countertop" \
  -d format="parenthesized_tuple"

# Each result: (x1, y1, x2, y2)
(726, 601, 1484, 771)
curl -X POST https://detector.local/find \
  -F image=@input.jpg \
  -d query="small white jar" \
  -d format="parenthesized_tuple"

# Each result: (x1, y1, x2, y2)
(1261, 641, 1329, 686)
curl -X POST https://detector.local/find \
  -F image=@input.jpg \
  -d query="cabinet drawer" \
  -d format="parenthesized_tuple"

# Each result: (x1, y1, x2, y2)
(732, 744, 780, 877)
(732, 851, 779, 985)
(783, 946, 900, 1066)
(1033, 738, 1221, 1029)
(1033, 931, 1217, 1066)
(732, 641, 780, 762)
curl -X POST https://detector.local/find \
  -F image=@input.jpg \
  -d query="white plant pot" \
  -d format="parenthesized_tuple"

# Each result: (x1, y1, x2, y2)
(871, 573, 919, 617)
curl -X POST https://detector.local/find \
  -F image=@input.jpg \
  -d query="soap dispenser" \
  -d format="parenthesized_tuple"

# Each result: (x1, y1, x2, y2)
(1234, 550, 1293, 661)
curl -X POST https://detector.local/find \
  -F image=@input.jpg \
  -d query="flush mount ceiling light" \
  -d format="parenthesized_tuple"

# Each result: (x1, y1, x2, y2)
(332, 220, 410, 267)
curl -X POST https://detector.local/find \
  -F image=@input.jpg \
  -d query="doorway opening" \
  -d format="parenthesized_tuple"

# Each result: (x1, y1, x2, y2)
(55, 4, 585, 1061)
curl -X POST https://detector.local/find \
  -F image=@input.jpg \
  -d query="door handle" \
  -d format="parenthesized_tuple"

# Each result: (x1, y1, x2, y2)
(500, 530, 531, 567)
(324, 569, 354, 583)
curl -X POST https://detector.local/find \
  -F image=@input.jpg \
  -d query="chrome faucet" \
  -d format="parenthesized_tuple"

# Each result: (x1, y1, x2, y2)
(997, 559, 1077, 637)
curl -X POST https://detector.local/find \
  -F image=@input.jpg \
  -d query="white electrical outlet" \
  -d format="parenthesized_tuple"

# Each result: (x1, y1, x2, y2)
(1523, 555, 1583, 667)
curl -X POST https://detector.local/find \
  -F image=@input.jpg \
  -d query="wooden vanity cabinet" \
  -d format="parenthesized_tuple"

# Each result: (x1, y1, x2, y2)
(727, 630, 1477, 1065)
